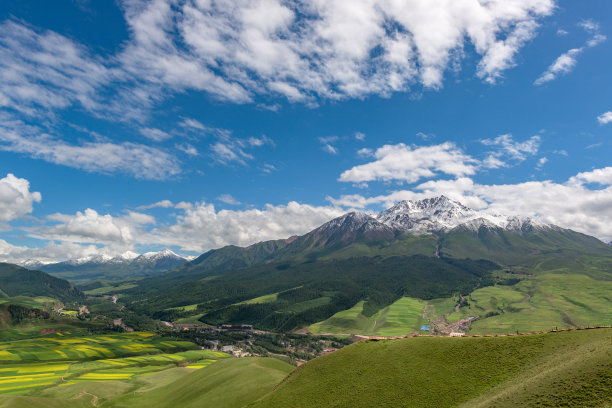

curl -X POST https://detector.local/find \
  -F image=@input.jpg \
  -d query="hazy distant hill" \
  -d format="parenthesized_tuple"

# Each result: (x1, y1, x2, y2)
(32, 249, 189, 284)
(0, 263, 84, 302)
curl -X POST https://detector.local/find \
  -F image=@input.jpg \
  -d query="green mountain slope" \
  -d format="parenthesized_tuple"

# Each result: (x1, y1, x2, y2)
(251, 328, 612, 408)
(125, 256, 498, 331)
(0, 263, 84, 302)
(440, 225, 612, 274)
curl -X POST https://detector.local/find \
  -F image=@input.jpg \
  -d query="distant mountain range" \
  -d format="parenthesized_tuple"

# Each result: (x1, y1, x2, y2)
(21, 250, 191, 284)
(120, 196, 612, 331)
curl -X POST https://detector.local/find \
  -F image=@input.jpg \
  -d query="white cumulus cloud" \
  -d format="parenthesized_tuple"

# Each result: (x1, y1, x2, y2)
(32, 209, 154, 245)
(597, 111, 612, 125)
(339, 142, 478, 184)
(0, 174, 41, 222)
(0, 239, 103, 265)
(146, 201, 344, 252)
(118, 0, 554, 103)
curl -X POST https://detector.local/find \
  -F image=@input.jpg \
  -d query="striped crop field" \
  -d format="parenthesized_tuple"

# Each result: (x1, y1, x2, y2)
(0, 332, 194, 362)
(0, 332, 229, 396)
(0, 362, 69, 395)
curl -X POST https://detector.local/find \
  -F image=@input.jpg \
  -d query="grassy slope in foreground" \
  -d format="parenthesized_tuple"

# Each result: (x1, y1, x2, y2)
(112, 358, 293, 408)
(252, 328, 611, 408)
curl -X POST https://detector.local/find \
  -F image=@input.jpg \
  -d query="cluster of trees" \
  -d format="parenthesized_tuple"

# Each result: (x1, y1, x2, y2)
(5, 304, 50, 324)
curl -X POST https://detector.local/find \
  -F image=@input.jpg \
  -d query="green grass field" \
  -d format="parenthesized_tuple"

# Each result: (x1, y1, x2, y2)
(238, 293, 279, 305)
(308, 297, 426, 336)
(309, 271, 612, 336)
(110, 357, 294, 408)
(174, 313, 206, 324)
(165, 303, 199, 312)
(447, 273, 612, 334)
(83, 283, 137, 296)
(252, 328, 612, 408)
(0, 296, 58, 309)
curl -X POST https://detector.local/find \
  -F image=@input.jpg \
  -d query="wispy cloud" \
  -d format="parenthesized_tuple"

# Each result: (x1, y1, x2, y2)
(0, 20, 112, 117)
(319, 136, 339, 155)
(217, 194, 241, 205)
(140, 127, 172, 142)
(354, 132, 366, 141)
(175, 143, 198, 156)
(261, 163, 277, 174)
(0, 116, 180, 180)
(210, 141, 253, 165)
(536, 157, 548, 170)
(136, 200, 174, 210)
(481, 134, 541, 168)
(535, 20, 606, 85)
(322, 144, 338, 155)
(180, 117, 207, 131)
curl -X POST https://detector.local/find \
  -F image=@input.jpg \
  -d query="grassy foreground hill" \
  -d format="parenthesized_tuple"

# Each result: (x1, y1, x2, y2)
(252, 328, 612, 408)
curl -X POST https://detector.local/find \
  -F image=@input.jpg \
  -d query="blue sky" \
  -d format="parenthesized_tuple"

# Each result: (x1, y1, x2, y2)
(0, 0, 611, 262)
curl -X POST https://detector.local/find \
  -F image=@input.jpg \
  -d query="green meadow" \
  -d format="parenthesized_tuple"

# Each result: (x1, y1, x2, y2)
(308, 297, 426, 336)
(83, 283, 138, 296)
(307, 271, 612, 336)
(252, 328, 612, 408)
(444, 273, 612, 334)
(0, 296, 58, 309)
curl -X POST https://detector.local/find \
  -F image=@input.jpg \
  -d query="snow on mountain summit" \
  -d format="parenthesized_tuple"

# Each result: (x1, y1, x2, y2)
(376, 196, 548, 233)
(135, 249, 183, 263)
(377, 195, 478, 232)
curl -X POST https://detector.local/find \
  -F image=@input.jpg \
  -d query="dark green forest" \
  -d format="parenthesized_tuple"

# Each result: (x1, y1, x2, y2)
(124, 255, 498, 331)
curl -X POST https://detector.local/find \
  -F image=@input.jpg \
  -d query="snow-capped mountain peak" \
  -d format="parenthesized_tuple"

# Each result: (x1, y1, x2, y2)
(376, 196, 549, 234)
(377, 196, 477, 232)
(17, 259, 53, 269)
(108, 251, 140, 264)
(67, 254, 114, 266)
(137, 249, 181, 261)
